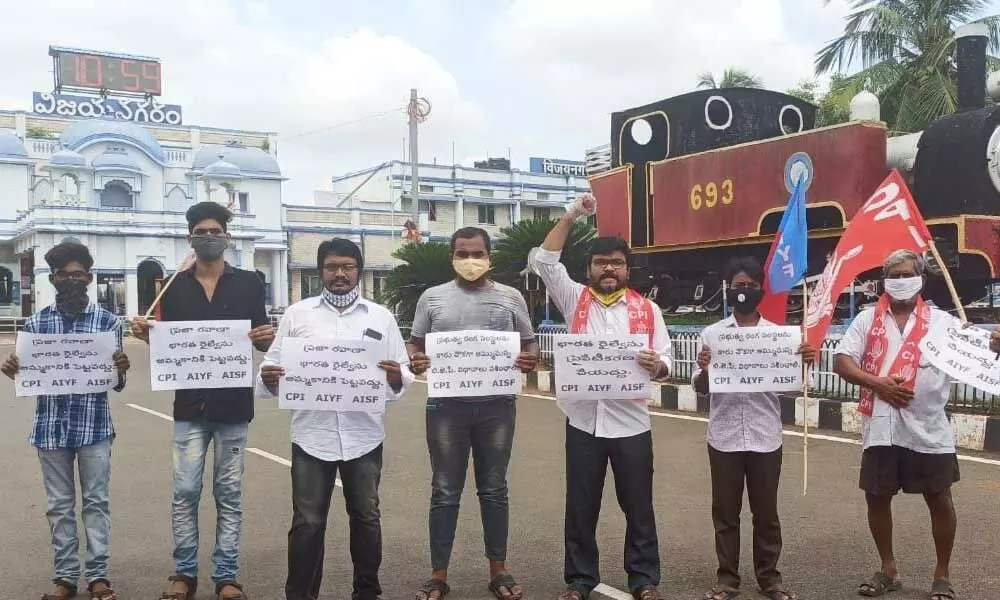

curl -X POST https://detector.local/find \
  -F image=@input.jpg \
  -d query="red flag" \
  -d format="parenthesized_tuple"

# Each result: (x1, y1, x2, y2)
(804, 170, 932, 343)
(759, 232, 790, 324)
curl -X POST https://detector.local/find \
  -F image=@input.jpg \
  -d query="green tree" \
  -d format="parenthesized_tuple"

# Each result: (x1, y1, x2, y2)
(490, 218, 597, 289)
(696, 68, 764, 89)
(380, 241, 453, 323)
(815, 0, 1000, 134)
(786, 76, 852, 127)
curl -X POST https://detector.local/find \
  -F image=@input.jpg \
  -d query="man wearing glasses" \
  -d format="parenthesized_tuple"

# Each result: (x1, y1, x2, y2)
(2, 241, 130, 600)
(528, 194, 673, 600)
(132, 201, 274, 600)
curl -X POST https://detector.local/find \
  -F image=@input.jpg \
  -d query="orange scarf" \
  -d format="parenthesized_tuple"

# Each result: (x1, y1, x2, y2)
(857, 294, 931, 416)
(570, 287, 654, 347)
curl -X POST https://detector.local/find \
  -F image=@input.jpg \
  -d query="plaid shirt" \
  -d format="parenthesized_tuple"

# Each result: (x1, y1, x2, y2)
(24, 303, 126, 450)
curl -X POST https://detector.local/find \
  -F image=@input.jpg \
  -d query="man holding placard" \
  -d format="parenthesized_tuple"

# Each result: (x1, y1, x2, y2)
(131, 201, 273, 600)
(528, 194, 672, 600)
(692, 257, 815, 600)
(833, 250, 961, 600)
(256, 238, 411, 600)
(2, 241, 129, 600)
(407, 227, 538, 600)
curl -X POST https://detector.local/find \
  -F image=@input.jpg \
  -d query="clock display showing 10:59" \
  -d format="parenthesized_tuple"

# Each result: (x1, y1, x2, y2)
(56, 51, 162, 96)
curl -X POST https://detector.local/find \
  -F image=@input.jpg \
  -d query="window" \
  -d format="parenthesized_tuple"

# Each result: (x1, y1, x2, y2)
(421, 199, 437, 222)
(62, 175, 79, 196)
(419, 184, 434, 193)
(301, 274, 323, 299)
(100, 180, 133, 208)
(479, 189, 494, 198)
(477, 205, 496, 225)
(535, 207, 551, 221)
(371, 270, 389, 301)
(238, 192, 249, 212)
(536, 191, 549, 201)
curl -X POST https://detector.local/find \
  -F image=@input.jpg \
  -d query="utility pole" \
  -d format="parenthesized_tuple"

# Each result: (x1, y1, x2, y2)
(407, 89, 431, 223)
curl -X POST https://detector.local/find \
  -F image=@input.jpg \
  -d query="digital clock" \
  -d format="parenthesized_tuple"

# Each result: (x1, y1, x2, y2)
(50, 47, 162, 96)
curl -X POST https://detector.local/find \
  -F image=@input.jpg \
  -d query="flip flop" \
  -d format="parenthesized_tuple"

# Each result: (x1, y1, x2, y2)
(859, 571, 902, 597)
(929, 578, 956, 600)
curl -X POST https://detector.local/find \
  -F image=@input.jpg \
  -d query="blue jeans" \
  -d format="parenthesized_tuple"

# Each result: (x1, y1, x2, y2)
(37, 438, 113, 586)
(171, 420, 248, 584)
(426, 396, 516, 571)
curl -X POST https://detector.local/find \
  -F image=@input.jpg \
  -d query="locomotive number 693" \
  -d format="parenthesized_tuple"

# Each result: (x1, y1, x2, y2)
(689, 178, 734, 211)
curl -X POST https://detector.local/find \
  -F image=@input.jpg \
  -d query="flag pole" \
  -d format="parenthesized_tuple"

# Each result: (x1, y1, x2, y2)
(801, 279, 809, 496)
(928, 242, 968, 323)
(143, 263, 187, 319)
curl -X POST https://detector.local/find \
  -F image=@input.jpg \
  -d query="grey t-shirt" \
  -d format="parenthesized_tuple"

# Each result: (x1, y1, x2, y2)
(411, 279, 535, 402)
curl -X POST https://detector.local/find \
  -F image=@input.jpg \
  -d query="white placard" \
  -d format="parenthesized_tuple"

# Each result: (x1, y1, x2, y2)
(15, 332, 118, 397)
(920, 325, 1000, 395)
(703, 326, 803, 393)
(149, 320, 253, 391)
(425, 330, 522, 398)
(278, 338, 387, 412)
(553, 334, 650, 400)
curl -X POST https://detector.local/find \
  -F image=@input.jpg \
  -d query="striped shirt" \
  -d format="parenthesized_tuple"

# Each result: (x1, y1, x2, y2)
(24, 303, 125, 451)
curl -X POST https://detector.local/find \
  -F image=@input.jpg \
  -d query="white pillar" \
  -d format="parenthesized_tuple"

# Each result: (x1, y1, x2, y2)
(125, 272, 138, 316)
(279, 250, 289, 308)
(33, 244, 53, 310)
(270, 251, 281, 308)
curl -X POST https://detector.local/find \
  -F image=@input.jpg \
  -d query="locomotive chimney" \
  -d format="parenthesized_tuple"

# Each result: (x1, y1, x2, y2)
(956, 23, 988, 112)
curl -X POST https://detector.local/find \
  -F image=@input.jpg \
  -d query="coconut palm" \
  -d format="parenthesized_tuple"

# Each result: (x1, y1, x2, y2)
(490, 218, 596, 289)
(696, 68, 764, 89)
(379, 241, 453, 323)
(815, 0, 1000, 133)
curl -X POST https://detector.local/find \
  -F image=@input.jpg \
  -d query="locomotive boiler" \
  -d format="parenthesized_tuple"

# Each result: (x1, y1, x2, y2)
(589, 23, 1000, 314)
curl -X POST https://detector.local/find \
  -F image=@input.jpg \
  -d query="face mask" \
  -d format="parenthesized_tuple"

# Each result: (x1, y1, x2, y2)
(588, 287, 626, 307)
(54, 279, 89, 316)
(884, 276, 923, 302)
(191, 235, 229, 261)
(322, 285, 360, 309)
(727, 287, 763, 314)
(453, 258, 490, 282)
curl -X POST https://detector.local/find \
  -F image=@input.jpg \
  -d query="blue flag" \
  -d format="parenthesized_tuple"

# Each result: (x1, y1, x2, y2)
(766, 177, 808, 293)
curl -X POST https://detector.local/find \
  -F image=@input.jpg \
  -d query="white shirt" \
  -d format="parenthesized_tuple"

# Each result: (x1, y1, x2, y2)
(256, 296, 414, 462)
(835, 304, 959, 454)
(528, 247, 674, 438)
(694, 315, 784, 453)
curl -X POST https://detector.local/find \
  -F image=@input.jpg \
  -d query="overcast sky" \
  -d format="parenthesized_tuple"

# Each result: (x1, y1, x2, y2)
(2, 0, 999, 206)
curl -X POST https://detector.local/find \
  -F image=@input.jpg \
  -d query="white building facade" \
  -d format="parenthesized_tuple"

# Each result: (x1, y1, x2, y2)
(284, 158, 590, 304)
(0, 111, 289, 318)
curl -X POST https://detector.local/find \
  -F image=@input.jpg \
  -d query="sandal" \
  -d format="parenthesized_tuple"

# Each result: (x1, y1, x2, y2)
(87, 579, 117, 600)
(632, 585, 663, 600)
(557, 590, 584, 600)
(930, 578, 956, 600)
(215, 580, 247, 600)
(489, 573, 523, 600)
(859, 571, 901, 597)
(160, 574, 198, 600)
(760, 586, 798, 600)
(415, 578, 450, 600)
(703, 586, 740, 600)
(41, 579, 77, 600)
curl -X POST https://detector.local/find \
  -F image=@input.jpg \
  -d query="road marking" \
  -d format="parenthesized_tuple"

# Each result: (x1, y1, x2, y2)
(125, 402, 342, 486)
(410, 382, 1000, 467)
(592, 583, 633, 600)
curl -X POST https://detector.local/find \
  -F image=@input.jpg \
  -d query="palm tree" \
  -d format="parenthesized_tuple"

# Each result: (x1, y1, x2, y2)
(696, 68, 764, 89)
(379, 241, 453, 324)
(815, 0, 1000, 133)
(490, 218, 597, 288)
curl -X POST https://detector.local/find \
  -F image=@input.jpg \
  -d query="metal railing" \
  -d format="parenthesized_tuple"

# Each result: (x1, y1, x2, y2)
(535, 324, 1000, 415)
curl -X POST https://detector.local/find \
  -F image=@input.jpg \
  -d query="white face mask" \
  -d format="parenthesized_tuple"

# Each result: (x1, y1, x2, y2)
(884, 276, 923, 301)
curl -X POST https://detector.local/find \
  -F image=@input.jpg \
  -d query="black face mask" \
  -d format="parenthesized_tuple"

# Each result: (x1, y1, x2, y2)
(727, 287, 763, 315)
(54, 279, 90, 316)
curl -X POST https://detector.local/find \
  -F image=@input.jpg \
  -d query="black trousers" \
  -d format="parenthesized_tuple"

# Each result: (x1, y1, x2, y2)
(285, 443, 383, 600)
(564, 422, 659, 594)
(708, 445, 783, 591)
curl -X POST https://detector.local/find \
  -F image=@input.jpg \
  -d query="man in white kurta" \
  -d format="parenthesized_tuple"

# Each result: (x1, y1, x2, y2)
(833, 249, 960, 600)
(529, 194, 673, 600)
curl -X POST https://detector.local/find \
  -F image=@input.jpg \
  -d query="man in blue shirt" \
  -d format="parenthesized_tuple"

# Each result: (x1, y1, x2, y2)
(2, 241, 130, 600)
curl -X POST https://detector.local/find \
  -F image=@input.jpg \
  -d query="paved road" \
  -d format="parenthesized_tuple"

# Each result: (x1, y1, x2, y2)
(2, 341, 999, 600)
